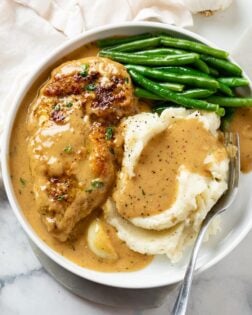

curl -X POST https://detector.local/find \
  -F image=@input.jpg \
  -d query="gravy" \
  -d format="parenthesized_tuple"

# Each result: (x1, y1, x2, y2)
(230, 108, 252, 172)
(115, 118, 227, 219)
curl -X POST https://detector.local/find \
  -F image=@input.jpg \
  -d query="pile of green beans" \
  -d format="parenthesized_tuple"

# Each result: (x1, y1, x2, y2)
(129, 70, 225, 116)
(97, 33, 251, 116)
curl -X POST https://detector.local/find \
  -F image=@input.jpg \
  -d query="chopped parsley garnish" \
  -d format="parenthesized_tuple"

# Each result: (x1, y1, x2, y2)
(80, 64, 89, 77)
(57, 195, 65, 201)
(53, 104, 61, 111)
(19, 177, 26, 186)
(66, 102, 73, 108)
(91, 179, 104, 189)
(85, 83, 96, 91)
(105, 126, 114, 140)
(85, 179, 104, 193)
(63, 145, 73, 154)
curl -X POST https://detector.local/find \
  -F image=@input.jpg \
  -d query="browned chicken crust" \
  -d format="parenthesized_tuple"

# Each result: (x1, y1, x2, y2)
(27, 57, 137, 241)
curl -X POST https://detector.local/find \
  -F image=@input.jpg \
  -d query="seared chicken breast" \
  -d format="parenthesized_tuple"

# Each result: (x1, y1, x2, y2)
(27, 57, 137, 241)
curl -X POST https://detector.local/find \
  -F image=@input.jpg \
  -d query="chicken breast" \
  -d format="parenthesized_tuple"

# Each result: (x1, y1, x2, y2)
(27, 57, 137, 241)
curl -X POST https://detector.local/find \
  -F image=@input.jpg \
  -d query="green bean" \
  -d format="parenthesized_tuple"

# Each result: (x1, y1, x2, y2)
(157, 66, 232, 95)
(129, 69, 225, 116)
(218, 77, 249, 87)
(217, 81, 234, 96)
(135, 86, 184, 100)
(99, 50, 199, 66)
(134, 48, 184, 56)
(135, 88, 163, 100)
(109, 37, 161, 52)
(180, 89, 216, 98)
(194, 59, 210, 74)
(158, 82, 184, 91)
(156, 66, 209, 77)
(135, 87, 215, 100)
(134, 48, 210, 73)
(201, 55, 242, 76)
(161, 36, 229, 59)
(97, 33, 152, 48)
(209, 67, 219, 77)
(207, 96, 252, 107)
(127, 65, 219, 90)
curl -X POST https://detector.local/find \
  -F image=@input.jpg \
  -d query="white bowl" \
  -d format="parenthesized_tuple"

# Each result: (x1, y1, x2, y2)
(2, 22, 252, 290)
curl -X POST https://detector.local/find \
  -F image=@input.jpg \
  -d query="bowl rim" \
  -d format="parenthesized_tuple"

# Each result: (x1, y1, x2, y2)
(2, 21, 252, 289)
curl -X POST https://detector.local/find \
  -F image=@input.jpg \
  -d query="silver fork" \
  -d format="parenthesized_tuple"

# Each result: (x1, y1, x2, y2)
(172, 132, 240, 315)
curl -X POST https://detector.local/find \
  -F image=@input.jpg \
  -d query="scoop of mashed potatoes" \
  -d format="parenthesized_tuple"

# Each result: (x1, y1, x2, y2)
(104, 108, 229, 262)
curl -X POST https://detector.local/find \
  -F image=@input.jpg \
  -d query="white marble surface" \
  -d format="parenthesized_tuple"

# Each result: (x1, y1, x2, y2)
(1, 1, 252, 314)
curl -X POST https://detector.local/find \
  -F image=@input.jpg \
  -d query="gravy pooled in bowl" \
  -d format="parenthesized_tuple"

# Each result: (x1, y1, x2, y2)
(230, 107, 252, 172)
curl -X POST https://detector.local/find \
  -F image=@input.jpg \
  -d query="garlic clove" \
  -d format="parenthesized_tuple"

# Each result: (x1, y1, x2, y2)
(87, 218, 118, 260)
(183, 0, 233, 15)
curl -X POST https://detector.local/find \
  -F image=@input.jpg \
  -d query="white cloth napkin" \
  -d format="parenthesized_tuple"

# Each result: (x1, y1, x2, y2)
(14, 0, 193, 37)
(0, 0, 192, 137)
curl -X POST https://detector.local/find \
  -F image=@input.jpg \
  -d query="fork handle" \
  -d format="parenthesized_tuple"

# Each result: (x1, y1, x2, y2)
(171, 215, 214, 315)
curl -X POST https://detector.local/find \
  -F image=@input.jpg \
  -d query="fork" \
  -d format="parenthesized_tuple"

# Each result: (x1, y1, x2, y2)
(172, 132, 240, 315)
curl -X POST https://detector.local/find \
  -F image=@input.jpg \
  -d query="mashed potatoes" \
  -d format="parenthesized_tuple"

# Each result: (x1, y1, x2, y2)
(104, 108, 229, 262)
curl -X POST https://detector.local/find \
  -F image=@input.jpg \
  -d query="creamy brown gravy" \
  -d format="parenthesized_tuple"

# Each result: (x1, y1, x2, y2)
(230, 108, 252, 173)
(9, 42, 152, 272)
(115, 118, 227, 219)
